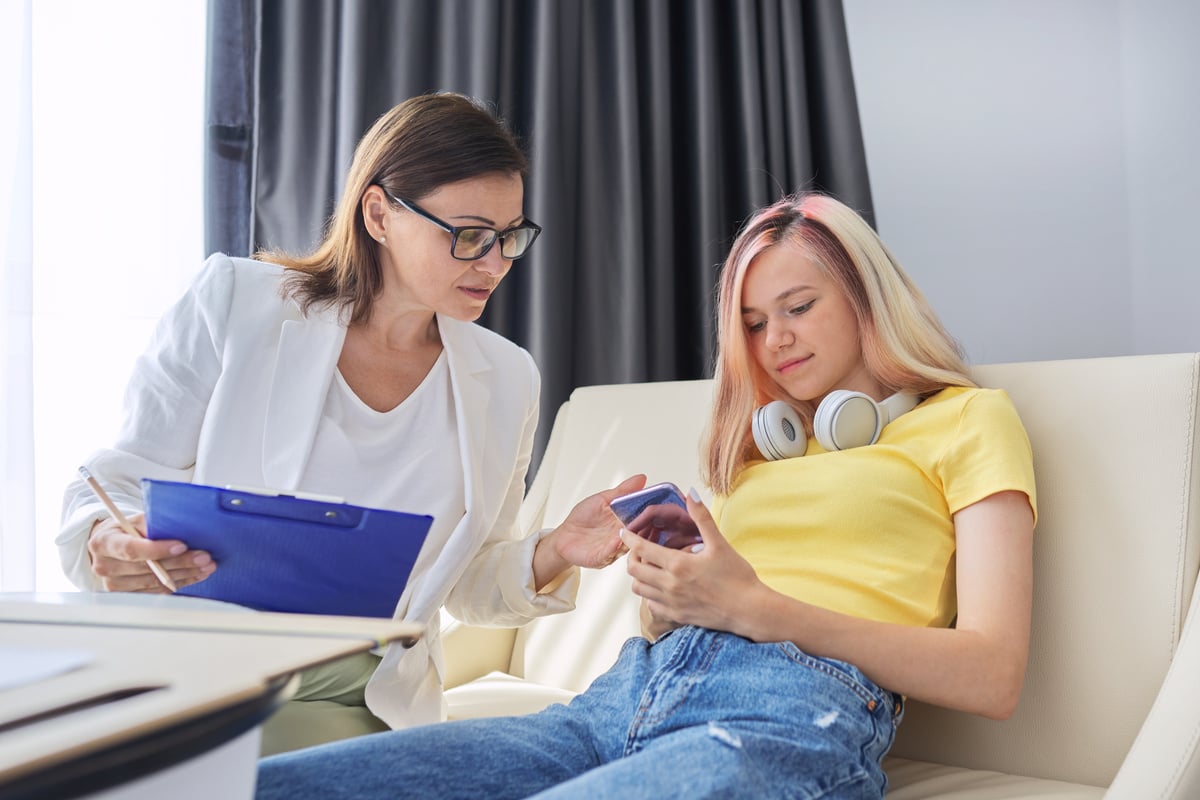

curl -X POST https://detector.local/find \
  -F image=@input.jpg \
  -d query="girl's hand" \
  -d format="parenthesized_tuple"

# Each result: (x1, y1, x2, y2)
(622, 490, 764, 635)
(638, 596, 680, 641)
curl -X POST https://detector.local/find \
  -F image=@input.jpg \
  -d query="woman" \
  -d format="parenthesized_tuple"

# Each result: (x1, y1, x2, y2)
(57, 92, 641, 751)
(254, 192, 1036, 798)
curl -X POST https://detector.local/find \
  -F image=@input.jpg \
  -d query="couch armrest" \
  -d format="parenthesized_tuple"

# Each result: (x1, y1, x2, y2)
(1104, 579, 1200, 799)
(440, 615, 518, 690)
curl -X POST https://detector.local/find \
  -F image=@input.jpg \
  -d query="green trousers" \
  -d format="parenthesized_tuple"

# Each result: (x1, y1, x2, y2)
(260, 651, 390, 756)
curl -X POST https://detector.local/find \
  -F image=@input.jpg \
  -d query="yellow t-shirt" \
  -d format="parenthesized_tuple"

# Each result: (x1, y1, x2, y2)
(712, 387, 1036, 629)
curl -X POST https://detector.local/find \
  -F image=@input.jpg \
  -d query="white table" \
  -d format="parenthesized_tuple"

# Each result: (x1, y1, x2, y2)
(0, 592, 421, 800)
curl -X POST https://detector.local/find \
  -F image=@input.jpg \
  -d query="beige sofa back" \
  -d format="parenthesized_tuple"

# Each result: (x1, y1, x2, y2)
(510, 354, 1200, 789)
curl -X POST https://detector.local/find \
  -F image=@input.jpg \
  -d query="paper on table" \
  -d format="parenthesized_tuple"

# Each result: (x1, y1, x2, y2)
(0, 644, 93, 691)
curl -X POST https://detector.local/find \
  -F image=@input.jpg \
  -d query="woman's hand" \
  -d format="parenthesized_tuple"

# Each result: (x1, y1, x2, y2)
(553, 474, 649, 568)
(87, 514, 217, 592)
(622, 490, 765, 635)
(530, 474, 647, 590)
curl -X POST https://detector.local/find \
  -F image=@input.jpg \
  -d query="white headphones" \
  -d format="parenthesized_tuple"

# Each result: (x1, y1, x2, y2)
(752, 391, 920, 460)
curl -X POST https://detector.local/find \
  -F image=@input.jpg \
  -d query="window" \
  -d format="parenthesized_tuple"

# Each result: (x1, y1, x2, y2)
(0, 0, 207, 591)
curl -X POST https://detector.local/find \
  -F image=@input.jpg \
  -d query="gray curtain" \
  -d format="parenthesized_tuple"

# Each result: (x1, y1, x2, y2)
(204, 0, 873, 463)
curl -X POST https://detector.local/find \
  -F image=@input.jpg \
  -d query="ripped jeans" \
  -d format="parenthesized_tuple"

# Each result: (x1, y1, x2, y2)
(255, 626, 904, 800)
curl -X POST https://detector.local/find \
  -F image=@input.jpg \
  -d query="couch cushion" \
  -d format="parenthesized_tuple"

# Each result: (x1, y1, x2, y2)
(513, 564, 642, 694)
(445, 671, 575, 720)
(883, 758, 1104, 799)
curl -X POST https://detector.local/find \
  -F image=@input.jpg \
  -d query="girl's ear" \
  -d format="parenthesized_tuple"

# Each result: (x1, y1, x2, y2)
(361, 185, 390, 242)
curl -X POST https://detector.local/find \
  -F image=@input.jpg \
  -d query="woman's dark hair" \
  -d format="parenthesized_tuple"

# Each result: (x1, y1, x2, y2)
(261, 92, 529, 323)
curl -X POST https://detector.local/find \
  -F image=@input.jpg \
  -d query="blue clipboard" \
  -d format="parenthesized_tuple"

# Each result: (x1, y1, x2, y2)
(142, 479, 434, 618)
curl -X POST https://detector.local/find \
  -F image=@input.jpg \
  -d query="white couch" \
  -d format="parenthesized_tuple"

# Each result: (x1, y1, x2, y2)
(443, 353, 1200, 798)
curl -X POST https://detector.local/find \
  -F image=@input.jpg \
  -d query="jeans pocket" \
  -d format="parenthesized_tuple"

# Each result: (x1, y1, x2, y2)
(772, 641, 894, 713)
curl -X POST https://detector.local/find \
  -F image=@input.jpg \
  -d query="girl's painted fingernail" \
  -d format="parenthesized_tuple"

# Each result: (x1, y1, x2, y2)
(690, 543, 706, 553)
(687, 487, 702, 503)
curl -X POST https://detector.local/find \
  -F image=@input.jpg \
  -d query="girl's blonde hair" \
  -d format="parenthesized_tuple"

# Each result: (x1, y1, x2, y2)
(701, 193, 974, 495)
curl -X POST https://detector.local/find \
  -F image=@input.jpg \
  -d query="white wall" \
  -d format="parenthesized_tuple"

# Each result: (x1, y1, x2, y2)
(844, 0, 1199, 365)
(1118, 0, 1200, 356)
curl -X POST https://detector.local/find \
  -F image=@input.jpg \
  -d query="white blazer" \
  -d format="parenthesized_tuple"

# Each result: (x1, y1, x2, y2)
(58, 253, 579, 728)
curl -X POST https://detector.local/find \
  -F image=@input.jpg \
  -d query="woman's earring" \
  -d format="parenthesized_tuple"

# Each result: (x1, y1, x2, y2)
(379, 235, 386, 244)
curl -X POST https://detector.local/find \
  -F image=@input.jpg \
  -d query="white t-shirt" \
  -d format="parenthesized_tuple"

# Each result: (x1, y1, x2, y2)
(300, 350, 465, 574)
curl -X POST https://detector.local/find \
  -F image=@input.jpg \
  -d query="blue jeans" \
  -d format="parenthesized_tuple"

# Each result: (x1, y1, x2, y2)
(256, 626, 903, 799)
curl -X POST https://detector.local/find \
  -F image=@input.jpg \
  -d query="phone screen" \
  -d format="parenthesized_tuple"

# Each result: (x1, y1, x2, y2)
(609, 482, 703, 550)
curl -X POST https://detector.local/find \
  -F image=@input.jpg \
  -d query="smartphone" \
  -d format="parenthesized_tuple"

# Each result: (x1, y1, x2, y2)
(609, 482, 703, 550)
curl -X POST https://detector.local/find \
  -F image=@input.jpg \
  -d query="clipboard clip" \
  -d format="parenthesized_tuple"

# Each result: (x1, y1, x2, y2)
(218, 486, 361, 528)
(223, 485, 346, 503)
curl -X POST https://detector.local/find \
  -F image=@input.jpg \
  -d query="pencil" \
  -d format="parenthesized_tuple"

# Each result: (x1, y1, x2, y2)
(78, 466, 178, 593)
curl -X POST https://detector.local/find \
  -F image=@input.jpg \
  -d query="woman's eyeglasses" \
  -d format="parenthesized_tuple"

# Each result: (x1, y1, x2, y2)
(390, 194, 541, 261)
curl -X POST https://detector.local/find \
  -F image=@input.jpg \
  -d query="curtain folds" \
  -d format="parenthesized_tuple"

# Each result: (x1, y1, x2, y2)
(204, 0, 873, 462)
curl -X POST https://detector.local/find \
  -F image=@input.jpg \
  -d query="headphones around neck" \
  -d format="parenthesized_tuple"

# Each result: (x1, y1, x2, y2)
(752, 391, 920, 460)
